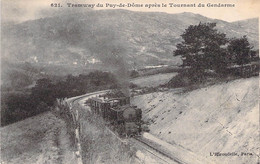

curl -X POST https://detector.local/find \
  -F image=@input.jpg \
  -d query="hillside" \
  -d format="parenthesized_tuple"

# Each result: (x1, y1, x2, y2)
(0, 112, 77, 164)
(132, 77, 259, 164)
(2, 10, 258, 68)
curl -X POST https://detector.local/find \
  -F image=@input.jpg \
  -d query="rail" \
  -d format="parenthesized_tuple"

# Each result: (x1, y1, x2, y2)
(133, 137, 184, 164)
(66, 90, 191, 164)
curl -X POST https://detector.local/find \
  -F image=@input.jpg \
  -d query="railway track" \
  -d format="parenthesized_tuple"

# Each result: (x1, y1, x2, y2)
(132, 137, 184, 164)
(67, 90, 185, 164)
(68, 90, 110, 105)
(104, 124, 179, 164)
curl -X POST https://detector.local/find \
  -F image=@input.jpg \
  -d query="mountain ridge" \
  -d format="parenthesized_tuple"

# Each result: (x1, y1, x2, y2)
(2, 10, 258, 69)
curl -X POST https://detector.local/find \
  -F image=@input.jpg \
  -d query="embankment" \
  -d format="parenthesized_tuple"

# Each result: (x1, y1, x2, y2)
(132, 77, 259, 164)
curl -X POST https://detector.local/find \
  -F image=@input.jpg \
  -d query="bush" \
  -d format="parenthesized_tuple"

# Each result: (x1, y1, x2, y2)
(78, 106, 136, 164)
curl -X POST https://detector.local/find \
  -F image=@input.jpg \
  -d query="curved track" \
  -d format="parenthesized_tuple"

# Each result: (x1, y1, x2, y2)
(68, 90, 184, 164)
(67, 90, 110, 105)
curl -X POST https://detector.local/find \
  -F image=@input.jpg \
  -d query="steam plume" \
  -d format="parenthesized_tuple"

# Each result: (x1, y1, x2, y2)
(87, 24, 130, 96)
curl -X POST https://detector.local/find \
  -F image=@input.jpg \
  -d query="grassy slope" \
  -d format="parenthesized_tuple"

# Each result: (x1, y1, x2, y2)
(132, 77, 259, 164)
(0, 112, 76, 164)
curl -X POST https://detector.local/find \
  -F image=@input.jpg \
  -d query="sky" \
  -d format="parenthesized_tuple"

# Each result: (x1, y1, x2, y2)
(1, 0, 260, 23)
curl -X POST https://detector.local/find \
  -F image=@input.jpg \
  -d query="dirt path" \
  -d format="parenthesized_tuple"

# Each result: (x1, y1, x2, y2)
(131, 73, 177, 87)
(1, 112, 77, 164)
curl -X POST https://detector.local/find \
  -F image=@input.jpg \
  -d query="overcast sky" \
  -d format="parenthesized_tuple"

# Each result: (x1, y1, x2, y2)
(1, 0, 260, 23)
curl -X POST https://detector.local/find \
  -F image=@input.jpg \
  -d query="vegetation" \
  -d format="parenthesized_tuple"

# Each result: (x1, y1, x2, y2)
(54, 99, 77, 149)
(175, 23, 228, 78)
(169, 22, 258, 88)
(1, 71, 119, 126)
(77, 105, 136, 164)
(227, 36, 257, 66)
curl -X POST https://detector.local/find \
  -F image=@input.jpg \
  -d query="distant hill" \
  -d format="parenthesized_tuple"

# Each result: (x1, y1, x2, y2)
(1, 10, 258, 69)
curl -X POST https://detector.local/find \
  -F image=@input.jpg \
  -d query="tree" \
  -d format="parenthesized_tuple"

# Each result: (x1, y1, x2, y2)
(31, 78, 55, 106)
(227, 36, 255, 66)
(174, 22, 228, 80)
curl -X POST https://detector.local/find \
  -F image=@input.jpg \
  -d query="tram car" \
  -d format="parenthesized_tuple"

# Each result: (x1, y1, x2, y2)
(89, 95, 142, 136)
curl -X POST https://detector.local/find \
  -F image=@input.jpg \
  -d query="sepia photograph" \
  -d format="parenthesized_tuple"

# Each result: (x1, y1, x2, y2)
(1, 0, 259, 163)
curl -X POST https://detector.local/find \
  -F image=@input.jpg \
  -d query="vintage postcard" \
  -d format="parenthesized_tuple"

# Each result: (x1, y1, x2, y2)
(1, 0, 259, 163)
